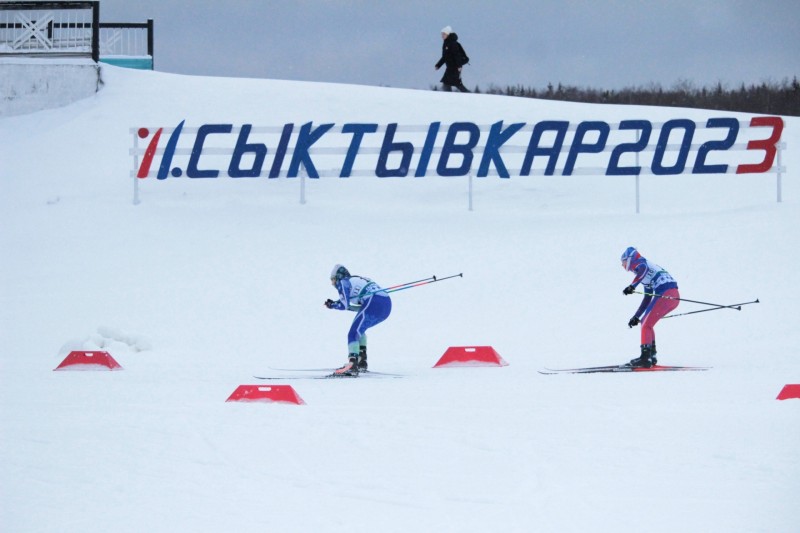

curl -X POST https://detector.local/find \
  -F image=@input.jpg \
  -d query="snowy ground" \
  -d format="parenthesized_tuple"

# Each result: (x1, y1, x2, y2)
(1, 65, 798, 532)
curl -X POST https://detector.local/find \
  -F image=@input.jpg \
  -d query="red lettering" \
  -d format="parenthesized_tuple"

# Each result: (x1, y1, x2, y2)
(737, 116, 783, 174)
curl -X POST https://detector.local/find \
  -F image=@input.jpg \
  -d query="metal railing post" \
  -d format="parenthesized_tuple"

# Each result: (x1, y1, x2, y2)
(777, 141, 783, 203)
(91, 1, 99, 62)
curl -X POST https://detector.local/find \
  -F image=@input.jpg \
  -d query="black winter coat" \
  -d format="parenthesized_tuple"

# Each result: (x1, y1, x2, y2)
(436, 33, 468, 85)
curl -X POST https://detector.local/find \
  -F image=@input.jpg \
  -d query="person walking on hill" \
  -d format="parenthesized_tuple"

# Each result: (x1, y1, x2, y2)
(325, 264, 392, 376)
(621, 247, 680, 368)
(435, 25, 470, 93)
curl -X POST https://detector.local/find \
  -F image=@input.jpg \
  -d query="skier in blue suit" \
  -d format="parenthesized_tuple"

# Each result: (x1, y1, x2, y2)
(325, 264, 392, 376)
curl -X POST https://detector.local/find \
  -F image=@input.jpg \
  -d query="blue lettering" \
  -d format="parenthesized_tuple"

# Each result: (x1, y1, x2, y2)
(289, 122, 334, 178)
(607, 120, 652, 176)
(376, 123, 413, 178)
(228, 124, 267, 178)
(269, 124, 293, 178)
(415, 122, 440, 177)
(136, 117, 762, 182)
(693, 118, 738, 174)
(652, 119, 695, 175)
(521, 121, 568, 176)
(564, 121, 610, 176)
(478, 121, 525, 178)
(341, 123, 378, 177)
(157, 120, 185, 180)
(187, 124, 232, 178)
(437, 122, 480, 177)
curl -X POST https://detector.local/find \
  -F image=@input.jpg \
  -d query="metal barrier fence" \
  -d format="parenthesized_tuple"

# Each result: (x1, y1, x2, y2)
(99, 20, 153, 65)
(0, 1, 153, 67)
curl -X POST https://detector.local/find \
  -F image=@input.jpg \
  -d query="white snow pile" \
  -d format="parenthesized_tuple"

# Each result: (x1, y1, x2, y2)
(58, 325, 152, 356)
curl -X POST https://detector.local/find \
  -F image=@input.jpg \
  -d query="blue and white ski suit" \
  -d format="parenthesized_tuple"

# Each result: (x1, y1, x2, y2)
(330, 276, 392, 354)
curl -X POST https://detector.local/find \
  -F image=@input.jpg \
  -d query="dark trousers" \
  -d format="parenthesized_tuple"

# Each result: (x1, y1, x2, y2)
(442, 82, 470, 93)
(441, 67, 470, 92)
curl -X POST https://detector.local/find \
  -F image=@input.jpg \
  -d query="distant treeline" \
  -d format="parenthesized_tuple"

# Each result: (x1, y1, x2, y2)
(443, 77, 800, 116)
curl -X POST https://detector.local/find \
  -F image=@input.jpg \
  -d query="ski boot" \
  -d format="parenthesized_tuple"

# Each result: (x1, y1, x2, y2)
(358, 346, 368, 371)
(333, 354, 360, 377)
(628, 344, 655, 368)
(651, 341, 658, 366)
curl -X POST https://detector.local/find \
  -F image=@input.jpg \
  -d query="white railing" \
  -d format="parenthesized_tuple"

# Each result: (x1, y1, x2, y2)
(0, 2, 98, 59)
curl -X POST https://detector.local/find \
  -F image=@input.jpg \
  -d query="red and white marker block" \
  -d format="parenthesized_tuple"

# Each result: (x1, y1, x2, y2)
(776, 384, 800, 401)
(54, 351, 123, 371)
(433, 346, 508, 368)
(226, 385, 306, 405)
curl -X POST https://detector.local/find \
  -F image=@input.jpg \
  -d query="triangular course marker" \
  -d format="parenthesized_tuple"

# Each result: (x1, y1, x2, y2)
(433, 346, 508, 368)
(53, 350, 123, 371)
(226, 385, 306, 404)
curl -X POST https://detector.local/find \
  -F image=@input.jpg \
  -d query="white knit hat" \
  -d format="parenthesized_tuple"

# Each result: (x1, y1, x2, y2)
(441, 25, 453, 34)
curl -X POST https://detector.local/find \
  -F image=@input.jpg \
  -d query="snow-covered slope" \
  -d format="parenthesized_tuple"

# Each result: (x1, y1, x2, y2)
(1, 65, 798, 532)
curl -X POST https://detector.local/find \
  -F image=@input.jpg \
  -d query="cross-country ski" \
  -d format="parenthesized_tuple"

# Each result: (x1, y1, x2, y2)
(254, 370, 404, 380)
(539, 363, 711, 375)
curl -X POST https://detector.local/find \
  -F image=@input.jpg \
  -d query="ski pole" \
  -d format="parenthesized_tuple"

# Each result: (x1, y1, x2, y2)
(634, 290, 744, 310)
(384, 276, 437, 291)
(663, 299, 760, 319)
(385, 273, 463, 294)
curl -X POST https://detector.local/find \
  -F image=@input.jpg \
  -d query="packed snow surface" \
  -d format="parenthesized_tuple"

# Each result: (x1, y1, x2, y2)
(1, 65, 798, 532)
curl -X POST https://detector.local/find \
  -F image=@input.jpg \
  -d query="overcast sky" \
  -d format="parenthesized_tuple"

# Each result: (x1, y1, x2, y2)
(97, 0, 799, 91)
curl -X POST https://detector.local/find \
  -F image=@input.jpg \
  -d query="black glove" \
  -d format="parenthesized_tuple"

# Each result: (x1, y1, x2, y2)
(623, 285, 635, 295)
(324, 299, 335, 309)
(628, 316, 640, 328)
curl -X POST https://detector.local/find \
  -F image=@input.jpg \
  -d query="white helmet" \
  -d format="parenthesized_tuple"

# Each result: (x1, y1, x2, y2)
(330, 264, 350, 283)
